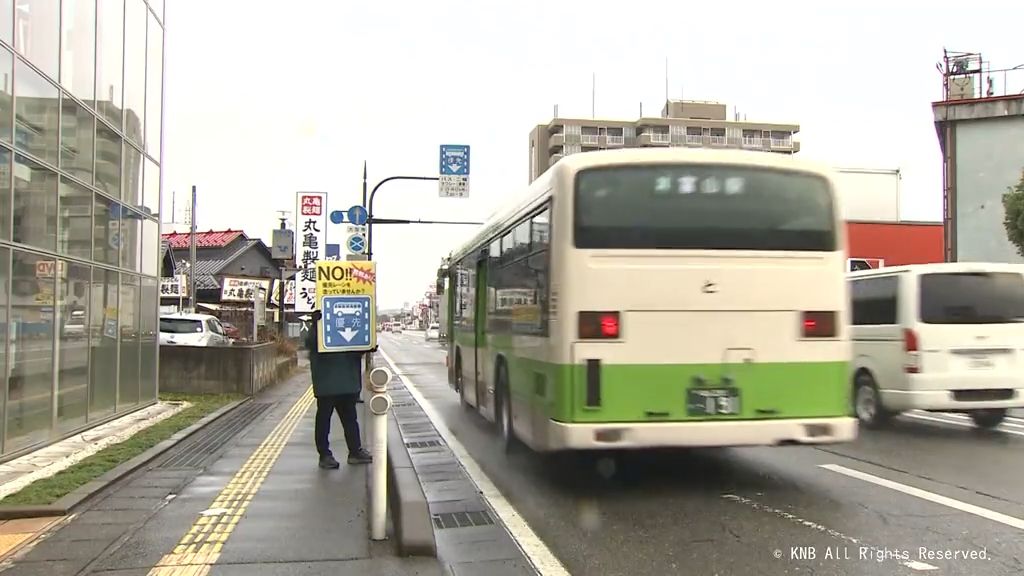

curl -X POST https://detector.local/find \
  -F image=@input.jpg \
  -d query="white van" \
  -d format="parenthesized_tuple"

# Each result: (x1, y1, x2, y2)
(849, 262, 1024, 429)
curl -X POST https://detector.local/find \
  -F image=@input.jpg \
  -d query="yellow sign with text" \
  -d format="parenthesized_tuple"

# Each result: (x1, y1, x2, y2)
(314, 261, 376, 353)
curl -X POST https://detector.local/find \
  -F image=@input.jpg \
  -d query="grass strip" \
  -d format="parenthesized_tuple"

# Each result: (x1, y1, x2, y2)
(0, 393, 243, 506)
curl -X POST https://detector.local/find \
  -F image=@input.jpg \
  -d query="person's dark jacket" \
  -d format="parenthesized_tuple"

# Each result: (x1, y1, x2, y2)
(305, 320, 370, 397)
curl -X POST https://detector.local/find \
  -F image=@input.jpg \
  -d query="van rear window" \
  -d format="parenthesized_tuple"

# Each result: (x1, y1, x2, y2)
(919, 272, 1024, 324)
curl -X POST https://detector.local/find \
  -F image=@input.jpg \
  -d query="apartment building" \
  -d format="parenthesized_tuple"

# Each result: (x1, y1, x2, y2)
(528, 99, 799, 182)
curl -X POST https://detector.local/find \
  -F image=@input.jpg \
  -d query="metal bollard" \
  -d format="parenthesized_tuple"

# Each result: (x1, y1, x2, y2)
(367, 366, 393, 541)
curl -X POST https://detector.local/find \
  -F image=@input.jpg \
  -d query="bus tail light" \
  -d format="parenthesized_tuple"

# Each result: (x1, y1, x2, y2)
(801, 311, 836, 338)
(579, 311, 620, 339)
(903, 328, 920, 373)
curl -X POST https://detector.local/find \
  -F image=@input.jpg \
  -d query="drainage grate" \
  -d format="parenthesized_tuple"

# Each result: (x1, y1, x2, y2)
(405, 440, 443, 449)
(157, 402, 273, 469)
(432, 510, 495, 530)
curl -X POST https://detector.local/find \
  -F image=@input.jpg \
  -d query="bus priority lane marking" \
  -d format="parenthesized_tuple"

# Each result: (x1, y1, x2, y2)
(820, 464, 1024, 531)
(377, 347, 571, 576)
(147, 387, 315, 575)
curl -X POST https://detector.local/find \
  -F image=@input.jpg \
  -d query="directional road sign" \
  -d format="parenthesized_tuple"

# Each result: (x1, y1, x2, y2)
(320, 295, 372, 350)
(347, 234, 366, 255)
(348, 205, 368, 226)
(439, 144, 471, 198)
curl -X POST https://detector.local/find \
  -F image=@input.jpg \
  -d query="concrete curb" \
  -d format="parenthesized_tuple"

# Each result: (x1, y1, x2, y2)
(0, 397, 253, 520)
(386, 411, 437, 557)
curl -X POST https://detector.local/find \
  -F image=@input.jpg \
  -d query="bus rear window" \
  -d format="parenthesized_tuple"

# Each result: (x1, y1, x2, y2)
(573, 164, 836, 251)
(919, 272, 1024, 324)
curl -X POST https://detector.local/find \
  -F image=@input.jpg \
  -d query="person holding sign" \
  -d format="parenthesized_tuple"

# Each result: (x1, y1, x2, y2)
(306, 310, 375, 469)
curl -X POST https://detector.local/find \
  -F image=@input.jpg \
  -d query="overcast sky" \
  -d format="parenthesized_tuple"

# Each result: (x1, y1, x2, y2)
(160, 0, 1023, 309)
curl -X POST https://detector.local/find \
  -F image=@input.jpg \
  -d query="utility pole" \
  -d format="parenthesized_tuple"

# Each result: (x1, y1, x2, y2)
(189, 185, 197, 312)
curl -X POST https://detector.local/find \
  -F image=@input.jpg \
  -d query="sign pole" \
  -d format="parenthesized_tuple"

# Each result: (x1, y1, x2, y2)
(367, 367, 393, 541)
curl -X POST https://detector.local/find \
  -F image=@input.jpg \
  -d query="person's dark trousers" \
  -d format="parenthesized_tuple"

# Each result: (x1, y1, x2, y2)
(314, 394, 361, 457)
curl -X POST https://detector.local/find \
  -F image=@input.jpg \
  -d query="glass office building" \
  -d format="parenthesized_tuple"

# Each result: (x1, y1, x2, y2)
(0, 0, 164, 459)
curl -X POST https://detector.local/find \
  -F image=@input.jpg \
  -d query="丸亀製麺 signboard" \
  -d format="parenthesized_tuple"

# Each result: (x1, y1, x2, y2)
(314, 261, 376, 352)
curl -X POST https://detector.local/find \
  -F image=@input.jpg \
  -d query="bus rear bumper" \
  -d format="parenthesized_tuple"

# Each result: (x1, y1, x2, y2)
(546, 417, 858, 450)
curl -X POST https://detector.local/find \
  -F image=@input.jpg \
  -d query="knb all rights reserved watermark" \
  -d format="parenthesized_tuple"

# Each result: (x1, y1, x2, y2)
(773, 545, 990, 563)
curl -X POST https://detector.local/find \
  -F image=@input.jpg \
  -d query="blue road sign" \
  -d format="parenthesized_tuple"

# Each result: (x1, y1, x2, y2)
(439, 145, 471, 176)
(321, 295, 372, 350)
(347, 234, 366, 254)
(347, 205, 368, 226)
(329, 210, 346, 224)
(325, 244, 341, 260)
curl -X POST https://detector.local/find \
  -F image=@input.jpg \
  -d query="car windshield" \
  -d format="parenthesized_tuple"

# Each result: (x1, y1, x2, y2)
(160, 318, 204, 334)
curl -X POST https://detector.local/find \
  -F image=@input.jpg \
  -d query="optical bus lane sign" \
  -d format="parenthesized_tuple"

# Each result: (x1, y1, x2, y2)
(315, 261, 376, 353)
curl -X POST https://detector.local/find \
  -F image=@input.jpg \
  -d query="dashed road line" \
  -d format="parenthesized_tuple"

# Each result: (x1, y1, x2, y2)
(820, 463, 1024, 531)
(147, 387, 315, 576)
(378, 346, 570, 576)
(902, 412, 1024, 438)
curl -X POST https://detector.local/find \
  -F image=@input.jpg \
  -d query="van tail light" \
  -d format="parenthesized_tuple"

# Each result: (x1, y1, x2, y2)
(801, 311, 837, 338)
(579, 311, 620, 339)
(903, 328, 920, 373)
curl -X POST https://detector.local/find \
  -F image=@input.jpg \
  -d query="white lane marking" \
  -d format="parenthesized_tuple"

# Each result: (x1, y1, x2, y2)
(902, 412, 1024, 438)
(722, 494, 938, 571)
(378, 346, 570, 576)
(911, 410, 1024, 429)
(820, 464, 1024, 531)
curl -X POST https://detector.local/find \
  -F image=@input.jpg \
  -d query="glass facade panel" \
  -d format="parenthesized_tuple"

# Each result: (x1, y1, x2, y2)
(92, 193, 118, 266)
(95, 0, 123, 128)
(6, 249, 54, 451)
(60, 93, 94, 185)
(94, 122, 120, 198)
(12, 153, 58, 251)
(142, 158, 157, 216)
(119, 207, 140, 271)
(140, 217, 157, 276)
(14, 58, 58, 165)
(88, 267, 116, 419)
(122, 143, 142, 206)
(0, 247, 8, 450)
(148, 0, 161, 22)
(58, 177, 91, 258)
(57, 260, 89, 432)
(144, 11, 161, 157)
(14, 0, 59, 80)
(0, 0, 11, 45)
(0, 147, 10, 241)
(117, 274, 138, 408)
(122, 0, 145, 145)
(0, 48, 13, 144)
(139, 275, 156, 403)
(60, 0, 95, 104)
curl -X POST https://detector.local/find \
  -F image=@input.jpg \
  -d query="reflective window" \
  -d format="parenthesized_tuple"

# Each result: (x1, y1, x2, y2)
(58, 177, 92, 259)
(12, 154, 58, 251)
(7, 249, 55, 451)
(142, 157, 158, 216)
(61, 0, 95, 104)
(118, 274, 139, 409)
(89, 267, 116, 418)
(92, 193, 119, 265)
(94, 122, 120, 197)
(139, 275, 156, 403)
(58, 261, 89, 432)
(120, 207, 140, 271)
(140, 217, 158, 276)
(122, 0, 145, 145)
(0, 0, 11, 45)
(60, 94, 94, 185)
(96, 0, 123, 128)
(14, 0, 60, 80)
(0, 148, 10, 241)
(14, 59, 59, 165)
(145, 12, 161, 157)
(0, 247, 8, 448)
(122, 143, 142, 206)
(0, 48, 13, 144)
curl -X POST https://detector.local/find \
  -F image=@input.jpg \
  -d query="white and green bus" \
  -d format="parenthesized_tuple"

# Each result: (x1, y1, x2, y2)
(438, 147, 857, 451)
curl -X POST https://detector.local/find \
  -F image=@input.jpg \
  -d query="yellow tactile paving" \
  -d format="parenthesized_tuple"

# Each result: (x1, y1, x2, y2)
(147, 387, 315, 576)
(0, 516, 64, 559)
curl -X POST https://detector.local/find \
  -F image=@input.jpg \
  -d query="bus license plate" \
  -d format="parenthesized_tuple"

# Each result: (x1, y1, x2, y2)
(687, 388, 740, 416)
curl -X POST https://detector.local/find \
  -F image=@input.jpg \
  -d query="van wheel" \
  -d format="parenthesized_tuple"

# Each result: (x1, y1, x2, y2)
(854, 372, 891, 428)
(970, 409, 1006, 429)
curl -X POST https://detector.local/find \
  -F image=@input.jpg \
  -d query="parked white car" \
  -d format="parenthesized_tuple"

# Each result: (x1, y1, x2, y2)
(425, 323, 440, 341)
(159, 313, 231, 347)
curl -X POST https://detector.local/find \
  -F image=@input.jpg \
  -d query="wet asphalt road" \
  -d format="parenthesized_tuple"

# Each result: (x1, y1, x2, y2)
(379, 331, 1024, 576)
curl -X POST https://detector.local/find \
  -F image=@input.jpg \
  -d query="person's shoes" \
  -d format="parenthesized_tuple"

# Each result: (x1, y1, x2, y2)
(319, 455, 340, 469)
(347, 449, 373, 465)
